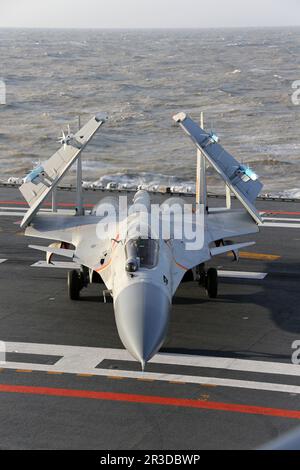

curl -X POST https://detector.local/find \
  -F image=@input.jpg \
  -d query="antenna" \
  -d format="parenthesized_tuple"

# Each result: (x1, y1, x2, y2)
(196, 112, 207, 210)
(226, 184, 231, 209)
(52, 186, 57, 213)
(76, 115, 84, 216)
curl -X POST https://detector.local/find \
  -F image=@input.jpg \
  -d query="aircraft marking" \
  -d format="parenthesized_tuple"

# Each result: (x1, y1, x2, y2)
(174, 260, 188, 271)
(111, 234, 120, 249)
(95, 259, 112, 273)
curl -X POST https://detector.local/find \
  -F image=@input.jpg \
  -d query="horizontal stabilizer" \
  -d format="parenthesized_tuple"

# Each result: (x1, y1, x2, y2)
(173, 113, 263, 224)
(210, 241, 255, 257)
(29, 244, 75, 259)
(31, 261, 81, 269)
(19, 113, 107, 228)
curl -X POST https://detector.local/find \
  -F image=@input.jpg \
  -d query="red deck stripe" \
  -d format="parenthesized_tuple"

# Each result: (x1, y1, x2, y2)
(0, 200, 94, 208)
(260, 210, 300, 216)
(0, 384, 299, 420)
(1, 201, 300, 215)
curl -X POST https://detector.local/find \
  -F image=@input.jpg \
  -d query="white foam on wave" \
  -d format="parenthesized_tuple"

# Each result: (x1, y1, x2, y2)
(2, 173, 300, 200)
(82, 172, 195, 193)
(228, 69, 241, 75)
(267, 188, 300, 199)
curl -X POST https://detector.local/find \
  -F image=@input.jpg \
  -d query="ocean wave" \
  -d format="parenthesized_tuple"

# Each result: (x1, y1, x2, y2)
(246, 158, 292, 167)
(1, 28, 300, 197)
(251, 143, 300, 157)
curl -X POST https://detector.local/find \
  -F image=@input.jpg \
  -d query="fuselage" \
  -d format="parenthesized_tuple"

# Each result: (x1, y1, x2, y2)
(80, 190, 209, 369)
(97, 191, 178, 369)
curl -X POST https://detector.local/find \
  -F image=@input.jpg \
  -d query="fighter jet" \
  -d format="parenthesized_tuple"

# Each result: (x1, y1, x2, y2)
(19, 112, 263, 370)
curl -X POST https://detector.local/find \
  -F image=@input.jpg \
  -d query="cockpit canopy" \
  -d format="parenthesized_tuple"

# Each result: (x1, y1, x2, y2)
(125, 237, 159, 272)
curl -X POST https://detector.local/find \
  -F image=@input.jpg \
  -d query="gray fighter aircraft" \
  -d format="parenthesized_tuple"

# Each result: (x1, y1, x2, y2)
(20, 112, 263, 370)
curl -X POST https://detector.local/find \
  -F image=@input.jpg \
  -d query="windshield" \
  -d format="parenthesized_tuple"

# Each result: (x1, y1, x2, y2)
(125, 238, 159, 269)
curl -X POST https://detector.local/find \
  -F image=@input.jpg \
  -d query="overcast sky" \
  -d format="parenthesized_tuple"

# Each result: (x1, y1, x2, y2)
(1, 0, 300, 29)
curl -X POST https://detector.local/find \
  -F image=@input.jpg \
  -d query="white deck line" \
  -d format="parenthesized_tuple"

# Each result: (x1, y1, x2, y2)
(262, 217, 300, 223)
(0, 207, 75, 215)
(1, 360, 300, 395)
(0, 211, 27, 217)
(2, 342, 300, 388)
(261, 222, 300, 228)
(218, 270, 267, 280)
(0, 207, 27, 212)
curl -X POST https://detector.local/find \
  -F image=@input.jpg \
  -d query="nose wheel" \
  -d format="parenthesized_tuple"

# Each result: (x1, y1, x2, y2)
(198, 265, 218, 299)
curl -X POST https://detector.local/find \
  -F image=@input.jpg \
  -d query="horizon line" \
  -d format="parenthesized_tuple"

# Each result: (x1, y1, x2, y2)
(0, 25, 300, 30)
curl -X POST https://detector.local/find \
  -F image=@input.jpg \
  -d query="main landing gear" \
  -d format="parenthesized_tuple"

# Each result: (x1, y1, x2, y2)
(67, 267, 106, 301)
(68, 270, 85, 300)
(197, 264, 218, 299)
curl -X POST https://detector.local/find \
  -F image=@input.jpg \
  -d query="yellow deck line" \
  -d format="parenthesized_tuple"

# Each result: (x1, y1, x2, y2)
(198, 394, 210, 401)
(228, 251, 281, 261)
(77, 373, 95, 378)
(47, 371, 64, 375)
(137, 378, 155, 382)
(16, 369, 32, 373)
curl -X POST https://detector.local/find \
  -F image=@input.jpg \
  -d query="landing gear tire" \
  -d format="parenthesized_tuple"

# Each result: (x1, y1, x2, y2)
(68, 270, 82, 300)
(205, 268, 218, 299)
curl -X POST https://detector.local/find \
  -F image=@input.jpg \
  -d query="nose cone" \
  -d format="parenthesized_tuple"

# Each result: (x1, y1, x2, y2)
(114, 283, 171, 368)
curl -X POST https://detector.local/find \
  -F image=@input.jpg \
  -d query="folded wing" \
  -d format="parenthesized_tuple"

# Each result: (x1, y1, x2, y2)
(19, 113, 107, 228)
(173, 112, 263, 224)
